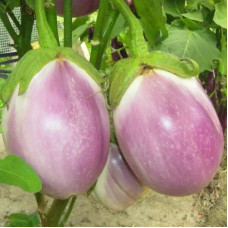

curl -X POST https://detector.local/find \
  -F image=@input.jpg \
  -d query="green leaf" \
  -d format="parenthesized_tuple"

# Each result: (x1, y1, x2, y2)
(183, 18, 201, 29)
(200, 0, 215, 11)
(72, 24, 89, 44)
(25, 0, 35, 10)
(0, 78, 6, 90)
(187, 0, 202, 10)
(220, 88, 227, 97)
(4, 0, 20, 10)
(134, 0, 168, 47)
(182, 11, 204, 22)
(163, 0, 185, 17)
(8, 213, 40, 227)
(156, 26, 221, 72)
(0, 155, 42, 193)
(72, 16, 89, 30)
(213, 0, 227, 28)
(187, 0, 215, 11)
(110, 14, 127, 40)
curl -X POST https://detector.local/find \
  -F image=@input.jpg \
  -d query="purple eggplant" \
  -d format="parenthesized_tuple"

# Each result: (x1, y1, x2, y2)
(112, 68, 224, 196)
(56, 0, 100, 17)
(1, 48, 110, 199)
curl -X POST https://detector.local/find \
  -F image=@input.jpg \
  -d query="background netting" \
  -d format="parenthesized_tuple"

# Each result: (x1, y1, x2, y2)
(0, 7, 64, 54)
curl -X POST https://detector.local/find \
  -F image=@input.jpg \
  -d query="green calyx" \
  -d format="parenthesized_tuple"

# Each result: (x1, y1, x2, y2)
(109, 51, 200, 109)
(0, 48, 104, 105)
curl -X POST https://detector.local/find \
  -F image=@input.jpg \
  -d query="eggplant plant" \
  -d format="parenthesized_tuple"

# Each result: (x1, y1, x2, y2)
(0, 0, 226, 226)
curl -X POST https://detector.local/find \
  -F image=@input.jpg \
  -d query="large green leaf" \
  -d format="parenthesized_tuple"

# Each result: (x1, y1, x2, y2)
(163, 0, 185, 17)
(134, 0, 168, 47)
(8, 213, 40, 227)
(213, 0, 227, 28)
(0, 155, 42, 193)
(156, 26, 221, 72)
(182, 11, 204, 22)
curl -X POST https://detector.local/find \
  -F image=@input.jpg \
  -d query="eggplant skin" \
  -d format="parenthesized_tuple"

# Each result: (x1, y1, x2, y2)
(56, 0, 100, 17)
(2, 59, 110, 199)
(113, 69, 224, 196)
(92, 143, 146, 211)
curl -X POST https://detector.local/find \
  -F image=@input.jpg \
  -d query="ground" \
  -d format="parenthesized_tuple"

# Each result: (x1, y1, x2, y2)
(0, 134, 226, 227)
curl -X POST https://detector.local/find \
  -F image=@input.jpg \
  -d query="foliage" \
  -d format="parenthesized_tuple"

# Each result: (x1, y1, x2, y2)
(3, 0, 20, 10)
(25, 0, 35, 11)
(213, 0, 227, 29)
(134, 0, 168, 47)
(155, 26, 221, 72)
(155, 0, 226, 74)
(0, 57, 14, 133)
(0, 155, 42, 193)
(8, 213, 40, 227)
(0, 57, 14, 71)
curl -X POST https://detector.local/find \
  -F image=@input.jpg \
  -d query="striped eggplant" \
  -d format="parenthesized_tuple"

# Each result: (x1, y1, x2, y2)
(1, 48, 110, 199)
(92, 143, 147, 211)
(109, 51, 224, 196)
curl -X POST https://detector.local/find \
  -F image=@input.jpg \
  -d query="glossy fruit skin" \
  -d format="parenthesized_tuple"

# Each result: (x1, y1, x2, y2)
(92, 143, 145, 211)
(113, 69, 224, 196)
(2, 59, 110, 199)
(56, 0, 100, 17)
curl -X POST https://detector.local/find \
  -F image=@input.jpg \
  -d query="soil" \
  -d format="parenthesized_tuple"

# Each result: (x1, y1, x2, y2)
(0, 134, 227, 227)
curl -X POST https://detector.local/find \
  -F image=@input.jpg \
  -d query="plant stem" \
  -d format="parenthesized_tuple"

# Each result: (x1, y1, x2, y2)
(64, 0, 72, 47)
(91, 0, 110, 43)
(46, 198, 70, 227)
(90, 1, 119, 69)
(35, 193, 48, 227)
(35, 0, 58, 48)
(60, 196, 77, 226)
(90, 0, 111, 67)
(0, 2, 18, 44)
(45, 0, 60, 45)
(111, 0, 148, 57)
(17, 0, 34, 57)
